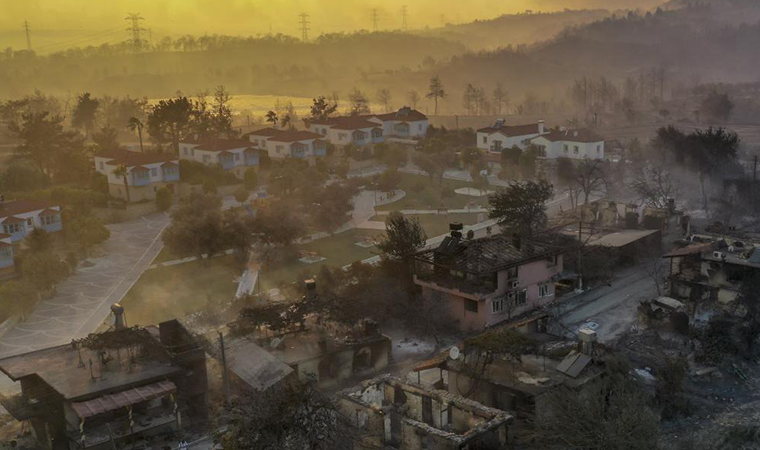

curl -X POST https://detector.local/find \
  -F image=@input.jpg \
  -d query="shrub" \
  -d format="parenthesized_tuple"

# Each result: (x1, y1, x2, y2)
(155, 187, 173, 212)
(0, 160, 51, 192)
(234, 185, 249, 203)
(243, 168, 258, 191)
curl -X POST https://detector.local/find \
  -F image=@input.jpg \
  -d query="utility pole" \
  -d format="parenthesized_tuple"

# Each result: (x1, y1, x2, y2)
(401, 5, 408, 31)
(298, 13, 310, 42)
(23, 20, 32, 51)
(752, 155, 758, 212)
(125, 13, 146, 53)
(372, 9, 379, 32)
(218, 332, 231, 404)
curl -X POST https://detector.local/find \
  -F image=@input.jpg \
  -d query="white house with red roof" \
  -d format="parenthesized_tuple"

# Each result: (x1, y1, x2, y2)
(476, 120, 548, 153)
(530, 128, 606, 160)
(0, 198, 63, 277)
(94, 150, 180, 202)
(244, 129, 327, 161)
(179, 138, 259, 178)
(363, 107, 429, 139)
(308, 117, 384, 147)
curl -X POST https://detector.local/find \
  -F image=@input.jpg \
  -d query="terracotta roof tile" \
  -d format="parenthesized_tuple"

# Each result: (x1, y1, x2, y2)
(104, 150, 178, 167)
(267, 130, 324, 143)
(477, 122, 542, 136)
(192, 138, 252, 152)
(0, 200, 58, 220)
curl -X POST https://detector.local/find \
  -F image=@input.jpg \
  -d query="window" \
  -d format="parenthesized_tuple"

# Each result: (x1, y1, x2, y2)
(339, 133, 348, 140)
(492, 297, 505, 314)
(99, 161, 104, 170)
(4, 223, 22, 234)
(418, 124, 423, 131)
(505, 266, 518, 280)
(151, 168, 158, 177)
(43, 214, 60, 226)
(516, 289, 527, 306)
(26, 218, 33, 229)
(597, 145, 601, 153)
(276, 145, 284, 154)
(483, 136, 487, 144)
(547, 255, 557, 267)
(235, 153, 240, 160)
(464, 299, 478, 313)
(0, 247, 11, 258)
(203, 155, 210, 163)
(183, 148, 188, 155)
(563, 144, 568, 153)
(539, 283, 551, 297)
(573, 145, 579, 154)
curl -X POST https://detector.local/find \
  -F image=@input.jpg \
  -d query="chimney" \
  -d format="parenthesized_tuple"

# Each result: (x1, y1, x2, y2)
(538, 120, 545, 134)
(512, 232, 521, 250)
(111, 303, 126, 330)
(579, 329, 597, 355)
(305, 278, 317, 293)
(450, 222, 463, 239)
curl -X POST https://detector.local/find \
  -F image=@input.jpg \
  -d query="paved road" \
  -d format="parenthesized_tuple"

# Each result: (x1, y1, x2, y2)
(0, 213, 170, 360)
(556, 263, 657, 343)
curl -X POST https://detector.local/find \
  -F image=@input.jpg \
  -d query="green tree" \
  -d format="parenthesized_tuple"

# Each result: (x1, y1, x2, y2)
(377, 212, 427, 260)
(0, 280, 38, 319)
(127, 116, 145, 153)
(701, 90, 733, 122)
(212, 85, 234, 137)
(310, 96, 338, 120)
(155, 187, 173, 212)
(519, 144, 539, 179)
(253, 201, 306, 247)
(234, 185, 250, 203)
(9, 112, 82, 176)
(147, 96, 195, 153)
(0, 160, 51, 192)
(265, 110, 279, 127)
(92, 125, 120, 153)
(377, 169, 402, 194)
(426, 75, 446, 115)
(162, 193, 227, 262)
(223, 211, 256, 263)
(27, 228, 52, 253)
(113, 163, 131, 203)
(71, 92, 99, 139)
(20, 251, 70, 293)
(348, 87, 370, 116)
(67, 214, 111, 251)
(244, 168, 259, 191)
(488, 179, 553, 236)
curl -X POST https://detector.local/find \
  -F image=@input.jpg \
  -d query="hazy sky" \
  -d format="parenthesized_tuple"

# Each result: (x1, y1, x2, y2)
(2, 0, 663, 50)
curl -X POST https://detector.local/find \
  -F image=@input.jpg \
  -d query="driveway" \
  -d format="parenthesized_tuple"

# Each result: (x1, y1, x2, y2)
(0, 212, 170, 360)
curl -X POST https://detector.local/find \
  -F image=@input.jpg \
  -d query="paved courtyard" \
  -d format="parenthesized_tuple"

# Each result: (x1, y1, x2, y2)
(0, 212, 170, 360)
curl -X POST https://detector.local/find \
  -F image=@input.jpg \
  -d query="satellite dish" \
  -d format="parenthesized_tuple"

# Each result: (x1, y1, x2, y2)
(449, 346, 461, 360)
(270, 337, 283, 349)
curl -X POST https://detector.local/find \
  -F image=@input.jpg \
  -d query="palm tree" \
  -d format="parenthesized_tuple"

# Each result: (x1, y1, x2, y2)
(113, 163, 131, 203)
(265, 110, 279, 128)
(127, 116, 145, 153)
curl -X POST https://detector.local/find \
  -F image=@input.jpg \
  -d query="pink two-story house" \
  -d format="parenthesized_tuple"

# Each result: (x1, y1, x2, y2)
(413, 231, 563, 331)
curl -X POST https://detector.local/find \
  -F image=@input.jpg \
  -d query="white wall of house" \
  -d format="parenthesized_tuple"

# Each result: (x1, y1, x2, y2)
(531, 137, 605, 160)
(477, 131, 542, 153)
(105, 161, 173, 186)
(179, 145, 249, 168)
(266, 139, 323, 160)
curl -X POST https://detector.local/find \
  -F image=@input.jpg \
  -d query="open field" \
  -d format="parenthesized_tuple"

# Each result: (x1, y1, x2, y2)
(120, 254, 240, 327)
(375, 174, 489, 212)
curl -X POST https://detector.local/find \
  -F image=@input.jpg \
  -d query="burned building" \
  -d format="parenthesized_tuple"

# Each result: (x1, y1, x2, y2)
(664, 238, 760, 306)
(0, 319, 207, 450)
(340, 375, 512, 450)
(223, 319, 392, 391)
(413, 322, 603, 424)
(413, 228, 565, 331)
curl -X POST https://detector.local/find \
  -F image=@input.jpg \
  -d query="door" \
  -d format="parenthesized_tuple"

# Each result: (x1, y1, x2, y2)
(422, 395, 433, 426)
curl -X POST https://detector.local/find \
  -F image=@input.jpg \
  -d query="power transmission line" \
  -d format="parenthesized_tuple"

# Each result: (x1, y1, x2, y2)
(23, 20, 32, 51)
(371, 9, 379, 32)
(125, 13, 146, 52)
(401, 6, 408, 31)
(298, 13, 310, 41)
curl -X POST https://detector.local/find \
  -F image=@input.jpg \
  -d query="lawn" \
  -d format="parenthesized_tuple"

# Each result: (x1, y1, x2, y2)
(121, 254, 241, 326)
(375, 173, 490, 212)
